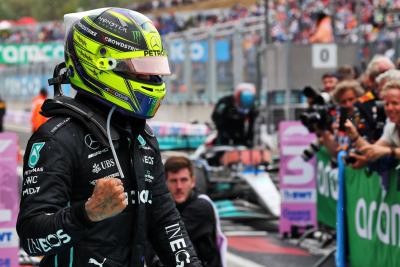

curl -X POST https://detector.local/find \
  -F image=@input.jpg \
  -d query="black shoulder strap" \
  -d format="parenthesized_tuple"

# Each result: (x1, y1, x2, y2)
(41, 96, 119, 147)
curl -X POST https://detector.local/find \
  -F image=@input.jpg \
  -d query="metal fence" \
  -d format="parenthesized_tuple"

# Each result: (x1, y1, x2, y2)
(163, 16, 265, 104)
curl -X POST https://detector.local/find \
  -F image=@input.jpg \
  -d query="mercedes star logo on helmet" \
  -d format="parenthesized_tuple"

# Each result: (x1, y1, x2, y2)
(150, 35, 161, 50)
(85, 134, 100, 150)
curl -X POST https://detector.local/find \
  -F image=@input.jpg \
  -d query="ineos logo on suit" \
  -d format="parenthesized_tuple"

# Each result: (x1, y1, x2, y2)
(85, 134, 100, 150)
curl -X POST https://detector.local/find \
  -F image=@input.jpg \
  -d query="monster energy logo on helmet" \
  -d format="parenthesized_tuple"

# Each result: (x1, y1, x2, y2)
(132, 31, 142, 44)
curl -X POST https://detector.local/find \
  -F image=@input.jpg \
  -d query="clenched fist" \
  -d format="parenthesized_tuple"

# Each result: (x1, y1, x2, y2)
(85, 177, 127, 222)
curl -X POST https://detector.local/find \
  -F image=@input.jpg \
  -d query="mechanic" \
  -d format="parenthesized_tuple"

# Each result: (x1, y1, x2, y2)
(16, 7, 201, 267)
(147, 156, 226, 267)
(211, 83, 258, 146)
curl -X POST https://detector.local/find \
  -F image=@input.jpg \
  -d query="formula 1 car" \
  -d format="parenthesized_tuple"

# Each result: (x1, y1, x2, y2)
(190, 143, 281, 221)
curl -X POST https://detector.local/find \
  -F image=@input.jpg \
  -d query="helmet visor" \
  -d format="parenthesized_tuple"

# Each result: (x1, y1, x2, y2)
(96, 50, 171, 76)
(124, 56, 171, 75)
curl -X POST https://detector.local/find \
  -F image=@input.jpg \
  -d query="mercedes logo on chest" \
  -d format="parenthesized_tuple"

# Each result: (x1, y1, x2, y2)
(85, 134, 100, 150)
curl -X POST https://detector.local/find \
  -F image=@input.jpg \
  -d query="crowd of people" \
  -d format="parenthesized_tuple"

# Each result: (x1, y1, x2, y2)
(0, 21, 64, 43)
(2, 0, 400, 47)
(130, 0, 205, 12)
(300, 54, 400, 193)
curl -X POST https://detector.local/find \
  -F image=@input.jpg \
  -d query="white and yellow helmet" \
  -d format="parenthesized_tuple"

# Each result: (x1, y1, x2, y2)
(64, 7, 171, 118)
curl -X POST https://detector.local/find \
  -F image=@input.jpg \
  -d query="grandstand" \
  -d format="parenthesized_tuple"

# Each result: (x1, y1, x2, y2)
(1, 0, 400, 44)
(1, 0, 400, 124)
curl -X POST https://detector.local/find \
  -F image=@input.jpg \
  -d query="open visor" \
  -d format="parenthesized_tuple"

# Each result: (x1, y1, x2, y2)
(96, 50, 171, 76)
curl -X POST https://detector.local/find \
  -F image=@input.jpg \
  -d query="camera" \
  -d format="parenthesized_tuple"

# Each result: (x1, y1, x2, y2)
(344, 148, 362, 165)
(300, 86, 335, 133)
(302, 86, 331, 106)
(301, 141, 320, 162)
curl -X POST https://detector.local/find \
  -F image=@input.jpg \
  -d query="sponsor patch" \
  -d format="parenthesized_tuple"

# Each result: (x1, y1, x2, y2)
(50, 117, 71, 134)
(85, 134, 100, 150)
(124, 190, 152, 205)
(88, 148, 109, 159)
(92, 163, 101, 174)
(143, 156, 154, 165)
(137, 134, 146, 146)
(22, 187, 40, 196)
(24, 167, 43, 176)
(28, 142, 45, 168)
(89, 257, 107, 267)
(165, 223, 191, 266)
(27, 229, 71, 254)
(92, 159, 115, 173)
(144, 170, 154, 183)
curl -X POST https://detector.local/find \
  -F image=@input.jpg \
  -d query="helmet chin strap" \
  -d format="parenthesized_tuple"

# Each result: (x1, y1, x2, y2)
(107, 105, 125, 179)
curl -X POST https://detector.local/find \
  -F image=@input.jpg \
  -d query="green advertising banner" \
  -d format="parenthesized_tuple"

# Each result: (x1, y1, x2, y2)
(346, 167, 400, 267)
(316, 147, 338, 228)
(0, 42, 64, 64)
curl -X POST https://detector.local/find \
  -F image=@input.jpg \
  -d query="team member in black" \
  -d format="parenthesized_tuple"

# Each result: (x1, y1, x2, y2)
(17, 8, 201, 267)
(211, 83, 258, 146)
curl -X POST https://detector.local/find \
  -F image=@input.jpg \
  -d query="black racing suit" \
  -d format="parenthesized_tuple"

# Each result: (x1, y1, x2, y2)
(17, 96, 202, 267)
(211, 95, 258, 146)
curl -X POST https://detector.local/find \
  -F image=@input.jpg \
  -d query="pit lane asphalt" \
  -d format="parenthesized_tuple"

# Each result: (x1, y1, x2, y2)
(223, 219, 336, 267)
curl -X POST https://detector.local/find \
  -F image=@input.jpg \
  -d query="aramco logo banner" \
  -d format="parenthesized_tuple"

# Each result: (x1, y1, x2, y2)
(316, 147, 338, 228)
(346, 167, 400, 267)
(0, 133, 19, 266)
(0, 40, 231, 64)
(0, 42, 64, 64)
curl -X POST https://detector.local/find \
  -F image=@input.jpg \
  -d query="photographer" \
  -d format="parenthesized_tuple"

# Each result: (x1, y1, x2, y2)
(353, 55, 393, 143)
(345, 80, 400, 191)
(301, 86, 334, 128)
(318, 80, 364, 160)
(299, 85, 335, 161)
(346, 80, 400, 160)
